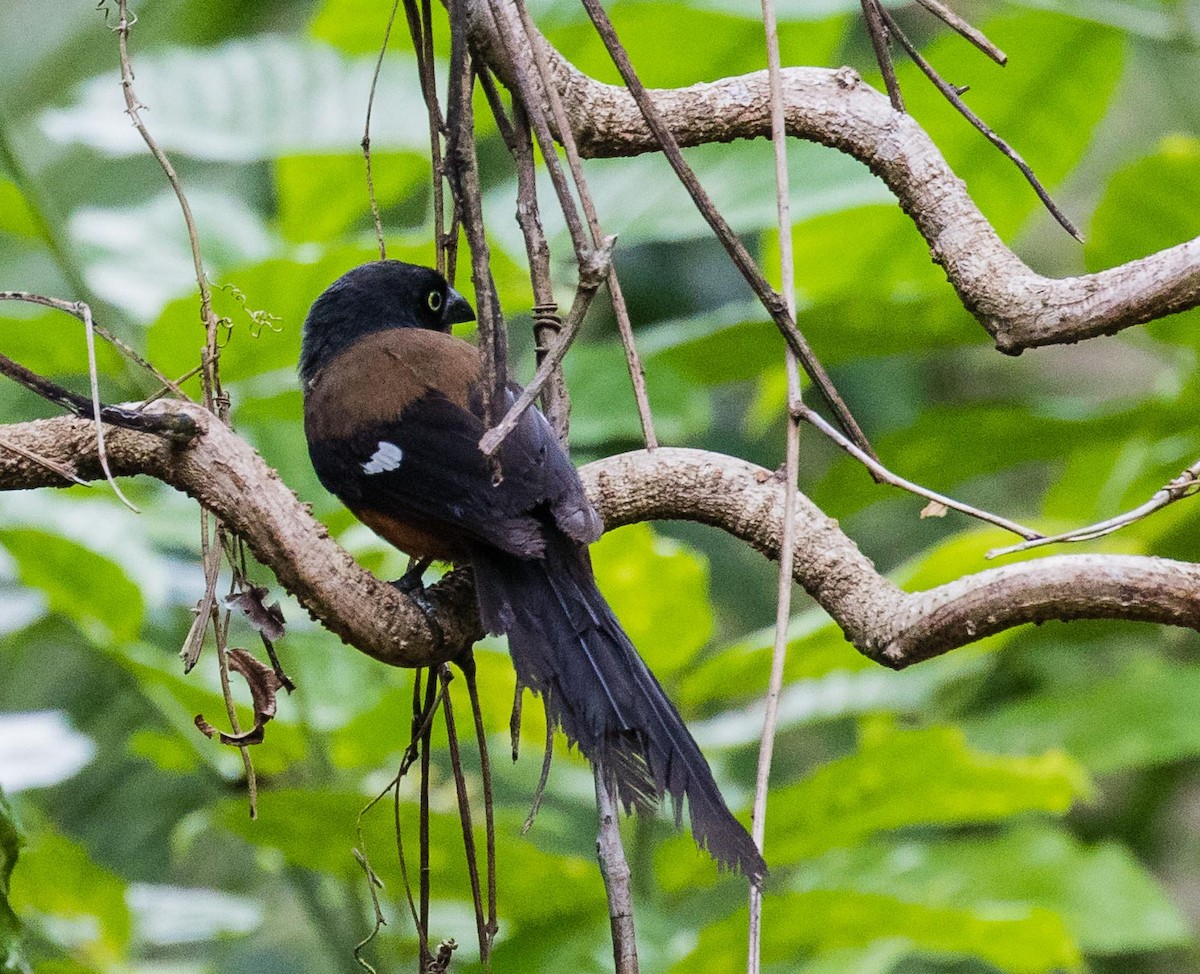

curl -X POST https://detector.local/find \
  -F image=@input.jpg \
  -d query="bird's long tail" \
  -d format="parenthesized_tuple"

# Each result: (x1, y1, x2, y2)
(470, 531, 766, 883)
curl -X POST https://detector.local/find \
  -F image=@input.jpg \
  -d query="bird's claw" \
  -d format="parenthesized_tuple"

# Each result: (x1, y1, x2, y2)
(390, 559, 445, 652)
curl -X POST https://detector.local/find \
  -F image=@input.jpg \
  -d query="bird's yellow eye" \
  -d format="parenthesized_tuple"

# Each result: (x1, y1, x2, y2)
(427, 290, 443, 312)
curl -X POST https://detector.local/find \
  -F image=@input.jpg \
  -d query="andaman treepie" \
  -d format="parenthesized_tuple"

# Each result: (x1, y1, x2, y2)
(300, 259, 765, 882)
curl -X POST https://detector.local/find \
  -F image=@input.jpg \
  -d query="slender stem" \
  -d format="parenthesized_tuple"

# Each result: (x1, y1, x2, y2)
(593, 761, 639, 974)
(478, 243, 612, 457)
(749, 0, 801, 963)
(877, 2, 1081, 241)
(418, 671, 437, 971)
(510, 0, 658, 448)
(439, 667, 491, 968)
(913, 0, 1007, 64)
(114, 0, 226, 413)
(859, 0, 905, 111)
(794, 402, 1041, 539)
(362, 0, 403, 259)
(444, 0, 506, 427)
(575, 0, 877, 460)
(522, 688, 555, 834)
(462, 656, 498, 951)
(988, 458, 1200, 558)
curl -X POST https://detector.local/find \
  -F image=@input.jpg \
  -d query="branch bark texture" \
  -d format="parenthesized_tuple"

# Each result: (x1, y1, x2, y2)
(2, 404, 1198, 671)
(463, 0, 1200, 352)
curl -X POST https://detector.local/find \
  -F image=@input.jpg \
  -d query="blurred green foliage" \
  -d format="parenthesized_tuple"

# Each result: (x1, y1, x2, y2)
(0, 0, 1198, 972)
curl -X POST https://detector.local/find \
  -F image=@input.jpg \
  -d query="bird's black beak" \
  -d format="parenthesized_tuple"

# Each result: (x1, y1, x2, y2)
(443, 286, 476, 326)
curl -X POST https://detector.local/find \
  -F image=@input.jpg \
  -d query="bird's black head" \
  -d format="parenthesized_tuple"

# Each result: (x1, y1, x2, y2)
(299, 260, 476, 380)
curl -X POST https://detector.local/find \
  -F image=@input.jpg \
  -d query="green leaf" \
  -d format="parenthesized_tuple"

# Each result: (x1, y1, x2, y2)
(800, 825, 1190, 955)
(1088, 136, 1200, 272)
(7, 827, 131, 968)
(493, 139, 889, 255)
(545, 5, 847, 89)
(1086, 136, 1200, 347)
(893, 11, 1124, 238)
(967, 652, 1200, 773)
(70, 189, 277, 321)
(0, 180, 39, 240)
(562, 342, 711, 446)
(1006, 0, 1179, 39)
(275, 151, 430, 242)
(756, 205, 982, 370)
(590, 524, 712, 679)
(0, 791, 25, 974)
(679, 611, 993, 733)
(310, 0, 421, 56)
(680, 889, 1080, 974)
(0, 529, 143, 643)
(767, 721, 1091, 861)
(146, 245, 387, 382)
(207, 790, 604, 924)
(0, 312, 125, 383)
(41, 37, 429, 161)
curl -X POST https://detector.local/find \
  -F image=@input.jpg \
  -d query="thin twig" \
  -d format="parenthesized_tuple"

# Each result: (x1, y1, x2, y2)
(351, 849, 386, 974)
(0, 435, 87, 486)
(794, 402, 1041, 539)
(439, 666, 491, 969)
(392, 763, 423, 948)
(443, 3, 506, 429)
(575, 0, 877, 461)
(461, 655, 498, 954)
(0, 348, 196, 441)
(79, 299, 140, 512)
(482, 0, 592, 260)
(989, 458, 1200, 559)
(139, 357, 208, 410)
(181, 512, 222, 671)
(401, 0, 450, 273)
(749, 0, 801, 963)
(363, 0, 403, 259)
(913, 0, 1007, 64)
(210, 549, 257, 817)
(487, 86, 572, 442)
(0, 291, 138, 510)
(859, 0, 905, 111)
(521, 688, 555, 834)
(593, 760, 639, 974)
(876, 3, 1082, 241)
(510, 0, 658, 449)
(478, 241, 613, 456)
(113, 0, 226, 413)
(418, 669, 437, 971)
(395, 668, 451, 962)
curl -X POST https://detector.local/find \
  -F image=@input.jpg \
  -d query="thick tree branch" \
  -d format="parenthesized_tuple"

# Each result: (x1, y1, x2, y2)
(463, 0, 1200, 352)
(1, 405, 1198, 671)
(0, 403, 479, 667)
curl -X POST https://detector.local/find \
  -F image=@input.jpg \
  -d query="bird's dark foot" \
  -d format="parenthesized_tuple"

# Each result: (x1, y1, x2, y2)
(391, 556, 433, 595)
(390, 558, 444, 652)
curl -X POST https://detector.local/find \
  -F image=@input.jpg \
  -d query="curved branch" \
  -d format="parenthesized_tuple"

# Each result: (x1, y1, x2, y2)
(0, 403, 481, 668)
(1, 405, 1198, 671)
(464, 0, 1200, 352)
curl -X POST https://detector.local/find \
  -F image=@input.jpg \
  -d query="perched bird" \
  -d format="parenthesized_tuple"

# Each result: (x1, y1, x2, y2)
(300, 259, 765, 883)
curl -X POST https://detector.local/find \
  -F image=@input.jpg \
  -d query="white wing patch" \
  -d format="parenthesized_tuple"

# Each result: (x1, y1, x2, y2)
(362, 441, 404, 474)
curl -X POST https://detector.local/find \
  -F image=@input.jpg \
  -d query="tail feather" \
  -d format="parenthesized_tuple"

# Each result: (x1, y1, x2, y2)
(471, 531, 767, 883)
